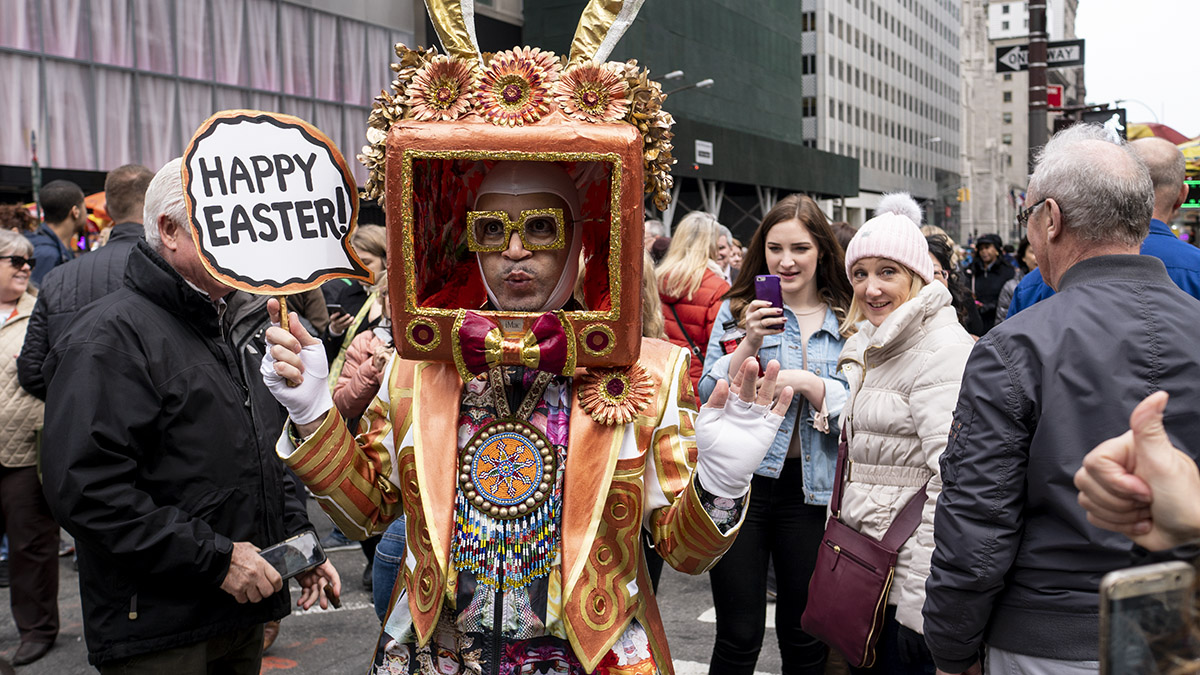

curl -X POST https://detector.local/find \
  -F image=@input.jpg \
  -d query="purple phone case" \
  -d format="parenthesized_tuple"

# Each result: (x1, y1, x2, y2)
(755, 274, 783, 310)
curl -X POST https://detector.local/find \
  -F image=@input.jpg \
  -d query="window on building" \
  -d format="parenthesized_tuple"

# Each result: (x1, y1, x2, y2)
(1003, 112, 1013, 124)
(802, 96, 816, 117)
(1002, 20, 1009, 30)
(1003, 91, 1013, 102)
(1003, 133, 1013, 145)
(1003, 73, 1013, 81)
(829, 13, 835, 32)
(1002, 4, 1010, 13)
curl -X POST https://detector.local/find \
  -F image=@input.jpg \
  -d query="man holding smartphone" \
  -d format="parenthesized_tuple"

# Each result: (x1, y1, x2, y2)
(39, 159, 341, 674)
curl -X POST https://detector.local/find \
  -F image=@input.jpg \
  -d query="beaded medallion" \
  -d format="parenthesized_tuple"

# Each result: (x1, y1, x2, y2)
(452, 367, 563, 591)
(460, 420, 557, 519)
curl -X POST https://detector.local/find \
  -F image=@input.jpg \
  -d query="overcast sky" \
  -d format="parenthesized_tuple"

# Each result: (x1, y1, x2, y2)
(1075, 0, 1200, 139)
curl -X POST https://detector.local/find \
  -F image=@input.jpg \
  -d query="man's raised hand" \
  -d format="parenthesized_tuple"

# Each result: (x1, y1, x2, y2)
(1075, 391, 1200, 551)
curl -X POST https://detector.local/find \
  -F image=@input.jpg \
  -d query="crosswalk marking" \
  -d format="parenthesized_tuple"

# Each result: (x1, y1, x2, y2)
(696, 604, 775, 628)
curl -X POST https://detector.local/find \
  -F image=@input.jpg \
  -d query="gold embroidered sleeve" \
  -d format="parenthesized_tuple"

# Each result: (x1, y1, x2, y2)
(282, 367, 406, 539)
(643, 347, 740, 574)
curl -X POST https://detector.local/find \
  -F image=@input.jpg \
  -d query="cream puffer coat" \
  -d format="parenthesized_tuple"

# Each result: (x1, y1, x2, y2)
(1, 293, 44, 468)
(836, 282, 973, 634)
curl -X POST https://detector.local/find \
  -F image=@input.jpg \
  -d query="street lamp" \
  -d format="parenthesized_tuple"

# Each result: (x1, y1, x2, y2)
(663, 70, 684, 80)
(921, 136, 942, 145)
(666, 78, 714, 96)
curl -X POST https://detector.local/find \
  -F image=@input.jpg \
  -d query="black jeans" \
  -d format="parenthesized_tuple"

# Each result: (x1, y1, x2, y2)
(708, 460, 828, 675)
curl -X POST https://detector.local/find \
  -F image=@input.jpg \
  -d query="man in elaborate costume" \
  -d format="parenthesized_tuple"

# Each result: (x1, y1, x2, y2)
(260, 4, 790, 674)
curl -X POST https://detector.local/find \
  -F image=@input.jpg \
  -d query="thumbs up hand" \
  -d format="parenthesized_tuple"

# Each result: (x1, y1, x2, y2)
(1075, 392, 1200, 551)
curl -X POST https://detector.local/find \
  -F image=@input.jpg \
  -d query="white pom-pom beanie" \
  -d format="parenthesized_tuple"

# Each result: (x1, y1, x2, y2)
(843, 212, 935, 284)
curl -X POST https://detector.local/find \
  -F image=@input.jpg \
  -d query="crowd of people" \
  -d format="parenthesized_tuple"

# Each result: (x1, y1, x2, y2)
(0, 122, 1197, 675)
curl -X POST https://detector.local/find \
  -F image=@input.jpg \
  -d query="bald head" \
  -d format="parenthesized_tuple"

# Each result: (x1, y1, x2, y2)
(1131, 137, 1188, 222)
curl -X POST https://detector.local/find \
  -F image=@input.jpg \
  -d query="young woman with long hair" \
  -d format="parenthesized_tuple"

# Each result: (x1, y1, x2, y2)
(836, 205, 974, 674)
(698, 194, 853, 675)
(658, 211, 730, 390)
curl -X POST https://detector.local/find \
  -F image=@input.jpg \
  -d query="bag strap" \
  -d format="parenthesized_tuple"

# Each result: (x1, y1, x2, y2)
(832, 423, 930, 552)
(880, 484, 929, 551)
(830, 425, 848, 516)
(667, 303, 703, 359)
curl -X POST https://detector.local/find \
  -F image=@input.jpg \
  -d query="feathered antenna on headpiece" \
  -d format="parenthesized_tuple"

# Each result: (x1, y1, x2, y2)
(876, 192, 922, 227)
(422, 0, 482, 65)
(567, 0, 647, 65)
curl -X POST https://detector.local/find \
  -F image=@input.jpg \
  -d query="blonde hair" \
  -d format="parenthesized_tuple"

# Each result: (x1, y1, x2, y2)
(657, 211, 722, 299)
(838, 263, 926, 335)
(641, 250, 666, 339)
(921, 224, 962, 268)
(351, 224, 388, 259)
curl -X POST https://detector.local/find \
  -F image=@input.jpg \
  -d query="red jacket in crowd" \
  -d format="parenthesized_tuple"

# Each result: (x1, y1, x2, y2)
(660, 269, 730, 391)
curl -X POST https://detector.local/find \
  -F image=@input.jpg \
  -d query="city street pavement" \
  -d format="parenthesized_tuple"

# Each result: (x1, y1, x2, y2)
(0, 503, 783, 674)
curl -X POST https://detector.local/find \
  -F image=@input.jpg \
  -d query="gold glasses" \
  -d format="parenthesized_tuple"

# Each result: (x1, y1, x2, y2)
(466, 208, 567, 252)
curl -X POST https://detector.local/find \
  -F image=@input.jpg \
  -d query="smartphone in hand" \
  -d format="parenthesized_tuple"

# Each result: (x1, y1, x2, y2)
(258, 530, 327, 580)
(755, 274, 783, 310)
(1100, 561, 1196, 675)
(326, 303, 345, 316)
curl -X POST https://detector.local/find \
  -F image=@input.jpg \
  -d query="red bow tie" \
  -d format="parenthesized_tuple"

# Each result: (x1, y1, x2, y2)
(453, 311, 575, 381)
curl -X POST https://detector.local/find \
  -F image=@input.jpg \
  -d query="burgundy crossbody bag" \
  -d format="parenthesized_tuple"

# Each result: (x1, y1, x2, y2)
(800, 426, 930, 668)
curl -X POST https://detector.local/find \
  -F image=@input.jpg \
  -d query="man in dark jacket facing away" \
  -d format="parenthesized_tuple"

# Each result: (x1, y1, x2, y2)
(18, 164, 154, 400)
(39, 159, 341, 672)
(923, 125, 1200, 674)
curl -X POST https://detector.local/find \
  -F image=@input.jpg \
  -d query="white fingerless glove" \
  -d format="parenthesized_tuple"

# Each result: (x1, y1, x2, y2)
(260, 339, 334, 426)
(695, 396, 786, 498)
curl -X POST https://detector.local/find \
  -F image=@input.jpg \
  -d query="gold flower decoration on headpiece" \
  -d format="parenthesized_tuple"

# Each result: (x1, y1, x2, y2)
(405, 54, 476, 121)
(578, 364, 654, 426)
(476, 47, 562, 127)
(554, 61, 629, 123)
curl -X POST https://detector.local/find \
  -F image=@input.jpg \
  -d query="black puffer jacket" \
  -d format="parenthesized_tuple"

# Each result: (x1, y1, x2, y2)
(40, 242, 309, 665)
(18, 222, 145, 400)
(923, 255, 1200, 670)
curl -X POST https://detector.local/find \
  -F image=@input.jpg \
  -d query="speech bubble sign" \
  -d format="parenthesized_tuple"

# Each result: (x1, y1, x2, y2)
(182, 110, 372, 293)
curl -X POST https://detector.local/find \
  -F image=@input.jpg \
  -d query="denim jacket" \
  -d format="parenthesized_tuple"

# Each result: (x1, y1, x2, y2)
(698, 300, 849, 505)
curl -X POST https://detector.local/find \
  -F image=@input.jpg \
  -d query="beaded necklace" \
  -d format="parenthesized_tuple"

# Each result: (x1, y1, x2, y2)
(453, 367, 564, 591)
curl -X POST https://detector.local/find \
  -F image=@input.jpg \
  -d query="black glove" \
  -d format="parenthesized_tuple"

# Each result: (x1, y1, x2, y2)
(895, 624, 932, 666)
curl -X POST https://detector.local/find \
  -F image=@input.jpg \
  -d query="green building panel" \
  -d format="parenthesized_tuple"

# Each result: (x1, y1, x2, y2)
(524, 0, 858, 197)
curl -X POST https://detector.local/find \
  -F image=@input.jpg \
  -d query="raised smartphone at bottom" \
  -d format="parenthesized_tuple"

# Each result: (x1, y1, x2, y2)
(1100, 561, 1196, 675)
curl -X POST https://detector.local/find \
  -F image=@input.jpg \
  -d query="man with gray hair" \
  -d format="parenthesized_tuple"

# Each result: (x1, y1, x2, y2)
(923, 124, 1200, 674)
(39, 159, 339, 672)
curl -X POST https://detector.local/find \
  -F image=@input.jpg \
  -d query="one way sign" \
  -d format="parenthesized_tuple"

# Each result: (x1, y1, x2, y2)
(995, 39, 1085, 72)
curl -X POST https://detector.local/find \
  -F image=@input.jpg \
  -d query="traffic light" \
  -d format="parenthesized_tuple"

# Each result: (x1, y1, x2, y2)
(956, 188, 970, 202)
